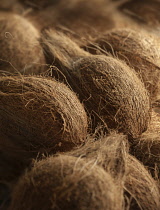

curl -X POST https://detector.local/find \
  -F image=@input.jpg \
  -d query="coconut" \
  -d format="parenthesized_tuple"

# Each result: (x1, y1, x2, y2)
(0, 12, 46, 75)
(84, 28, 160, 99)
(68, 132, 128, 209)
(131, 132, 160, 175)
(42, 30, 150, 138)
(9, 155, 122, 210)
(125, 155, 160, 210)
(130, 110, 160, 176)
(0, 75, 88, 181)
(67, 133, 160, 209)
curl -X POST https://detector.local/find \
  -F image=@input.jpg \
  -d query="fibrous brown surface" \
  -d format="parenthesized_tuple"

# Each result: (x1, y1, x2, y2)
(125, 155, 160, 210)
(42, 30, 151, 138)
(84, 28, 160, 99)
(0, 75, 88, 181)
(0, 12, 46, 74)
(66, 133, 160, 210)
(9, 155, 122, 210)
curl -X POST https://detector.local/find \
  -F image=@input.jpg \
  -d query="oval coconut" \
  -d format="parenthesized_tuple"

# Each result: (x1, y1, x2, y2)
(0, 12, 46, 75)
(9, 155, 122, 210)
(84, 28, 160, 99)
(0, 75, 88, 181)
(42, 30, 150, 138)
(125, 155, 160, 210)
(67, 133, 160, 209)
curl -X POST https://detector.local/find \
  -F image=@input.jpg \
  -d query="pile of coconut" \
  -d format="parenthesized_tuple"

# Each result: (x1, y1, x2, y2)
(0, 0, 160, 210)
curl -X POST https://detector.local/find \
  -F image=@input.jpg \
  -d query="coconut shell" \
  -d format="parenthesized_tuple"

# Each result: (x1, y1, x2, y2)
(42, 30, 151, 138)
(0, 75, 88, 181)
(125, 155, 160, 210)
(0, 12, 46, 75)
(84, 28, 160, 99)
(9, 155, 122, 210)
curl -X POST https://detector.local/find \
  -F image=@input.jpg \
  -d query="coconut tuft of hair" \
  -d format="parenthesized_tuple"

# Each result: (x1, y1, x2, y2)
(67, 132, 128, 209)
(0, 12, 46, 75)
(84, 28, 160, 99)
(67, 132, 127, 180)
(0, 75, 88, 181)
(9, 155, 123, 210)
(42, 30, 151, 138)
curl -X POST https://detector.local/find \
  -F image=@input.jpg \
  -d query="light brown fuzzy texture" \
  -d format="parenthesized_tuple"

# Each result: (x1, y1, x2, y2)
(0, 12, 46, 74)
(42, 30, 151, 138)
(67, 132, 127, 180)
(84, 28, 160, 99)
(9, 155, 122, 210)
(125, 155, 160, 210)
(0, 75, 88, 181)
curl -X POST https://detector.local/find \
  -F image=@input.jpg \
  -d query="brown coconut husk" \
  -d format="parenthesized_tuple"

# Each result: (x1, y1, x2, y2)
(67, 132, 127, 209)
(125, 155, 160, 210)
(130, 110, 160, 177)
(0, 75, 88, 181)
(9, 155, 123, 210)
(119, 0, 160, 27)
(83, 28, 160, 99)
(66, 132, 160, 209)
(42, 30, 151, 138)
(67, 132, 127, 181)
(0, 12, 46, 75)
